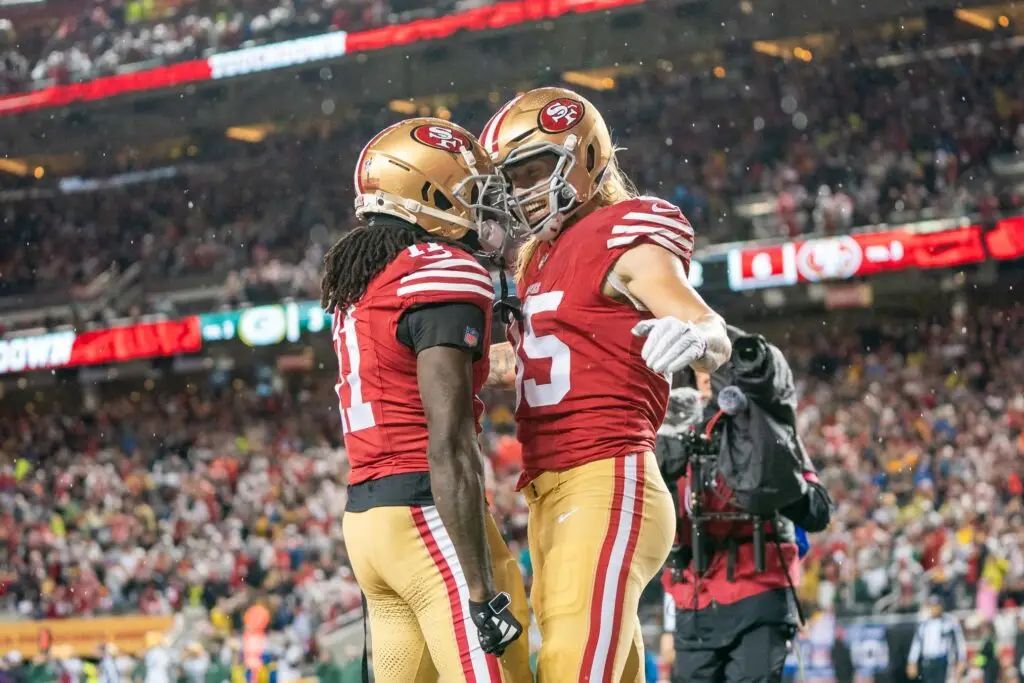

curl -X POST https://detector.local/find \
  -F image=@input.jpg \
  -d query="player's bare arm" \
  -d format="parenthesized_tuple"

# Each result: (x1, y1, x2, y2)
(485, 341, 516, 386)
(610, 242, 731, 374)
(418, 344, 497, 602)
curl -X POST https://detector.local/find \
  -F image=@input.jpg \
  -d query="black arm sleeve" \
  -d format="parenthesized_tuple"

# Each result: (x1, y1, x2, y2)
(397, 302, 487, 360)
(779, 481, 832, 533)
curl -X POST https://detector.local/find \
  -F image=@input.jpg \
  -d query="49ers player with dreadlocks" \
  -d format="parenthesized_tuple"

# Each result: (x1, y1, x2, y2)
(480, 88, 732, 682)
(324, 118, 530, 683)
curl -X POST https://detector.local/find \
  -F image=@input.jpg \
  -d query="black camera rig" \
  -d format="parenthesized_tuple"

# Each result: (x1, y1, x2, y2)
(662, 414, 771, 582)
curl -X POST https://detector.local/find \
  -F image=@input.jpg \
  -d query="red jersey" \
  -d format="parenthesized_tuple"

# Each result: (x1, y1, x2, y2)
(333, 241, 494, 484)
(510, 196, 694, 481)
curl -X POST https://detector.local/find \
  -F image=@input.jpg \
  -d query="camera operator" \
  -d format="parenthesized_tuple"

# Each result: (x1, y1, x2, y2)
(656, 328, 831, 683)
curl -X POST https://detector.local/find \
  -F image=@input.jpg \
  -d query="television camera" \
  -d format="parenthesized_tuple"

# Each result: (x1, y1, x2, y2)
(658, 336, 776, 581)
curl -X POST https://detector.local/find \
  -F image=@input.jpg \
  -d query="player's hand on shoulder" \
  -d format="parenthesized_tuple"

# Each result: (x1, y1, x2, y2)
(632, 317, 708, 374)
(468, 592, 523, 656)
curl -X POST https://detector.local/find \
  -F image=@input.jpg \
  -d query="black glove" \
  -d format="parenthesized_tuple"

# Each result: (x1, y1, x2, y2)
(468, 592, 522, 656)
(493, 296, 522, 325)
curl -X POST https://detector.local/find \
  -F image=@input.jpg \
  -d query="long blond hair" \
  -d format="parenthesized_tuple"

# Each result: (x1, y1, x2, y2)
(514, 152, 637, 284)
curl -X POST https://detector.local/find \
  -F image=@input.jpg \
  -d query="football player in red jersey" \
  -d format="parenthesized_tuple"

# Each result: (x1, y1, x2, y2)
(479, 88, 733, 682)
(323, 118, 531, 683)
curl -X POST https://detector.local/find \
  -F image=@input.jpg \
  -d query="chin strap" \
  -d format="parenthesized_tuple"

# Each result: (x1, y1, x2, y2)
(490, 255, 522, 324)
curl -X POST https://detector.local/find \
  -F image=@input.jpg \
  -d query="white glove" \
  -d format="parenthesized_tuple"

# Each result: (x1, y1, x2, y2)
(632, 317, 708, 374)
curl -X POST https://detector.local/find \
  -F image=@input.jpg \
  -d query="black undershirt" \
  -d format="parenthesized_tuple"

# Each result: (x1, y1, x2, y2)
(396, 301, 487, 360)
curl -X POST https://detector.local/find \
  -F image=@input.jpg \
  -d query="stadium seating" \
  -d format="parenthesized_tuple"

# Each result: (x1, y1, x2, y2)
(1, 4, 1024, 680)
(1, 40, 1021, 309)
(3, 304, 1023, 625)
(0, 0, 474, 94)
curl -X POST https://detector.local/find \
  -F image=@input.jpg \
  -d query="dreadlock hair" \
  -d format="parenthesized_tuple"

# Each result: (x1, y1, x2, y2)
(321, 214, 464, 314)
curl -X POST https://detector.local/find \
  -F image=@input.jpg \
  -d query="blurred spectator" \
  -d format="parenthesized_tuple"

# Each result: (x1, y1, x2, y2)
(3, 302, 1023, 626)
(3, 37, 1023, 311)
(907, 597, 968, 683)
(0, 379, 361, 634)
(0, 0, 484, 93)
(757, 303, 1024, 618)
(976, 620, 1000, 683)
(2, 34, 1024, 315)
(97, 645, 120, 683)
(0, 22, 1022, 683)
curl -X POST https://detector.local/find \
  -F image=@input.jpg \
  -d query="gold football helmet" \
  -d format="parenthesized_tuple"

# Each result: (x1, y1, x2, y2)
(353, 117, 513, 252)
(480, 87, 614, 241)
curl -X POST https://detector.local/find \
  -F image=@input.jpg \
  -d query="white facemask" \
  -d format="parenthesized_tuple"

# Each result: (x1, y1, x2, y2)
(477, 219, 510, 254)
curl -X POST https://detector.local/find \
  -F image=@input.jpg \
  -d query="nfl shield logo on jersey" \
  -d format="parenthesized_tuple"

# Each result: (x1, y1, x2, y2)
(463, 327, 480, 347)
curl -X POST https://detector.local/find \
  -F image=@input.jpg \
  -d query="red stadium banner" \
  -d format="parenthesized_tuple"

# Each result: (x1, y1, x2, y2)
(0, 0, 648, 117)
(985, 215, 1024, 260)
(0, 60, 213, 115)
(0, 318, 202, 375)
(727, 223, 994, 291)
(69, 318, 202, 366)
(346, 0, 646, 52)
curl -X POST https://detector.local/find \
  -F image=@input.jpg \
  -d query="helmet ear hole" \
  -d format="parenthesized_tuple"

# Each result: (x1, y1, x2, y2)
(586, 144, 596, 172)
(433, 189, 454, 211)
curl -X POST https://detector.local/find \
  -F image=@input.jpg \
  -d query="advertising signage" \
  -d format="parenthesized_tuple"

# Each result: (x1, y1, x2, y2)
(724, 219, 1022, 292)
(0, 319, 201, 376)
(200, 303, 330, 347)
(0, 0, 646, 117)
(0, 217, 1021, 377)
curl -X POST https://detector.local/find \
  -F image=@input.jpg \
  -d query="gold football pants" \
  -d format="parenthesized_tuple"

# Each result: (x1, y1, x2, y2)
(343, 505, 532, 683)
(523, 452, 676, 683)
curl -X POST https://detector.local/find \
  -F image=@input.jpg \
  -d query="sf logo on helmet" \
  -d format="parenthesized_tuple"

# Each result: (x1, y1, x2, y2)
(538, 98, 584, 133)
(412, 124, 470, 152)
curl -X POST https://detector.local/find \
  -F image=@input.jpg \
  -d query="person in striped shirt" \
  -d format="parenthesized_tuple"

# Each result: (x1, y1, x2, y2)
(906, 597, 967, 683)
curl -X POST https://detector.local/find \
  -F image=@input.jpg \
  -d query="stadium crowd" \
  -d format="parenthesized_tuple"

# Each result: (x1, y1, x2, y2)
(0, 636, 363, 683)
(1, 301, 1023, 630)
(0, 0, 479, 93)
(791, 301, 1024, 619)
(2, 36, 1024, 306)
(0, 8, 1022, 677)
(0, 378, 362, 640)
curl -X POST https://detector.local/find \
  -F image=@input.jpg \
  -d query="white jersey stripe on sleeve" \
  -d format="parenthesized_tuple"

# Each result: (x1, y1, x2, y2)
(645, 234, 692, 261)
(400, 269, 494, 286)
(606, 233, 692, 260)
(610, 225, 694, 250)
(413, 257, 489, 274)
(606, 235, 638, 249)
(396, 282, 494, 299)
(607, 222, 694, 256)
(621, 211, 694, 235)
